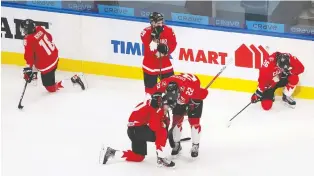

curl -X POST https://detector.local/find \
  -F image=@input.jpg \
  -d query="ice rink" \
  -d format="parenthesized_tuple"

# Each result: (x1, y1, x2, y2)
(2, 65, 314, 176)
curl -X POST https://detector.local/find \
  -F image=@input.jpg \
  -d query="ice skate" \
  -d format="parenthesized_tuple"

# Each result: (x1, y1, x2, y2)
(171, 142, 182, 156)
(191, 143, 199, 158)
(157, 157, 175, 168)
(282, 94, 296, 108)
(99, 146, 117, 164)
(71, 74, 85, 90)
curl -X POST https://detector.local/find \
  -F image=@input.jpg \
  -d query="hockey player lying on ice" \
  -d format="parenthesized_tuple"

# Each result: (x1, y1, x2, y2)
(100, 84, 179, 168)
(251, 52, 304, 110)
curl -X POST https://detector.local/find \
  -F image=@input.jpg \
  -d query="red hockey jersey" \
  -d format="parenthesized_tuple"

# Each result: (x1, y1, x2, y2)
(152, 73, 208, 104)
(141, 25, 177, 75)
(23, 26, 59, 74)
(127, 99, 167, 132)
(258, 52, 304, 92)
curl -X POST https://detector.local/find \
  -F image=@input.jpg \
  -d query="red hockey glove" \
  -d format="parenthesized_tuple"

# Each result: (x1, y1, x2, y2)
(188, 99, 201, 112)
(251, 89, 263, 103)
(23, 67, 33, 83)
(23, 67, 38, 83)
(151, 92, 162, 108)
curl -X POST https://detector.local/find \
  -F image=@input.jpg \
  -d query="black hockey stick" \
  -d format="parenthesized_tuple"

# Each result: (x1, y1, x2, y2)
(180, 137, 191, 141)
(227, 102, 252, 128)
(18, 80, 29, 109)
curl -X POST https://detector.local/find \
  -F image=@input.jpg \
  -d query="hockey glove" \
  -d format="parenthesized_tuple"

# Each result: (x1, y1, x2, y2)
(23, 67, 37, 83)
(281, 70, 291, 78)
(151, 26, 164, 40)
(188, 99, 201, 112)
(251, 89, 263, 103)
(157, 43, 169, 56)
(151, 92, 163, 108)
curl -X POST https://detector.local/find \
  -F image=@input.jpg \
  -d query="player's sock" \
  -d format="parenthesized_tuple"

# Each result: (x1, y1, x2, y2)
(171, 115, 183, 155)
(121, 150, 145, 162)
(189, 118, 201, 158)
(283, 84, 296, 106)
(172, 115, 183, 142)
(189, 118, 201, 144)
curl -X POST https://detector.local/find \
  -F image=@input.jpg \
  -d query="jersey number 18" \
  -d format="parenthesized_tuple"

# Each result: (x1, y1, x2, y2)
(39, 34, 55, 55)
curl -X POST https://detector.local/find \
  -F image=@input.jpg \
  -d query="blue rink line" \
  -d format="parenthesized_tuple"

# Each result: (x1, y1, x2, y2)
(1, 2, 314, 41)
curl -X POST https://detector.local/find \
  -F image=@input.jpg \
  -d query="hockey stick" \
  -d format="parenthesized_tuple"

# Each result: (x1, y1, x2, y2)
(18, 80, 29, 109)
(227, 102, 252, 128)
(168, 58, 234, 147)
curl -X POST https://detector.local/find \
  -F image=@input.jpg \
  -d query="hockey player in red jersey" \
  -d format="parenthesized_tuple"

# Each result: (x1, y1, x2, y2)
(251, 52, 304, 110)
(20, 19, 85, 92)
(99, 87, 179, 167)
(152, 73, 208, 158)
(141, 12, 177, 96)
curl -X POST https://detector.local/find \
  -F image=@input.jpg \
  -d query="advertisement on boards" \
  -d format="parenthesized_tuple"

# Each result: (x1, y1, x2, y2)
(62, 1, 96, 12)
(26, 0, 62, 9)
(235, 44, 269, 69)
(213, 18, 244, 28)
(171, 12, 209, 25)
(97, 5, 134, 16)
(2, 6, 314, 87)
(289, 25, 314, 36)
(246, 20, 285, 33)
(1, 17, 50, 40)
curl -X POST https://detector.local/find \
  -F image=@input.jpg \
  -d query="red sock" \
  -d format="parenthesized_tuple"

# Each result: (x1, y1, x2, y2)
(45, 81, 64, 93)
(122, 150, 145, 162)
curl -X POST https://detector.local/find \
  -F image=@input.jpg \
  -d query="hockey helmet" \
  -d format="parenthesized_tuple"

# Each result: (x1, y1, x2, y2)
(20, 19, 36, 36)
(276, 53, 290, 70)
(149, 12, 164, 24)
(163, 82, 179, 109)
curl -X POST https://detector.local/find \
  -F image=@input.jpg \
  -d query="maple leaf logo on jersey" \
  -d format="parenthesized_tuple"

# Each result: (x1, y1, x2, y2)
(161, 81, 167, 87)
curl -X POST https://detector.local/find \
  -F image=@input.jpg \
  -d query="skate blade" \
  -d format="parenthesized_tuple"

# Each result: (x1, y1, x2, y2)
(171, 151, 182, 159)
(99, 145, 106, 164)
(282, 101, 296, 109)
(78, 72, 89, 89)
(157, 163, 176, 169)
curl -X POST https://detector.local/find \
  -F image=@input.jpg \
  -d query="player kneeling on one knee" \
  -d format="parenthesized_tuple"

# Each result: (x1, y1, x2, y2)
(100, 88, 179, 168)
(251, 52, 304, 110)
(20, 19, 85, 92)
(151, 73, 208, 158)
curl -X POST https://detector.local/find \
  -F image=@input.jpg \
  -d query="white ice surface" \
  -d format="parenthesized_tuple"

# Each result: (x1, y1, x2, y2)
(1, 65, 314, 176)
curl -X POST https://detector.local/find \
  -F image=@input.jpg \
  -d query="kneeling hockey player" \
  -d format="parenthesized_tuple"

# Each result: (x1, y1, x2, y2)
(20, 19, 85, 92)
(100, 85, 179, 167)
(251, 52, 304, 110)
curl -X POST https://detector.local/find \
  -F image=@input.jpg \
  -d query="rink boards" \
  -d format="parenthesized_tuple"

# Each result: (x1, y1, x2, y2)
(1, 6, 314, 99)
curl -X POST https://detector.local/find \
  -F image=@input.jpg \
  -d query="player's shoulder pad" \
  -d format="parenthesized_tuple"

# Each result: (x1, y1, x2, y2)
(164, 25, 173, 30)
(35, 26, 43, 31)
(288, 53, 298, 60)
(268, 52, 278, 62)
(144, 26, 151, 31)
(164, 25, 175, 33)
